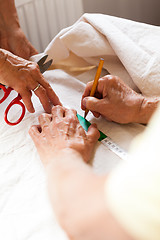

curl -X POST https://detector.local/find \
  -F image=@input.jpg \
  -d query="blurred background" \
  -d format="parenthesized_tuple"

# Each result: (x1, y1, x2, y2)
(15, 0, 160, 52)
(83, 0, 160, 26)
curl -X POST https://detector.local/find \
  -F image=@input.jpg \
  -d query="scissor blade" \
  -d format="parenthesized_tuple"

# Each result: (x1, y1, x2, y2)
(37, 54, 48, 67)
(39, 59, 53, 74)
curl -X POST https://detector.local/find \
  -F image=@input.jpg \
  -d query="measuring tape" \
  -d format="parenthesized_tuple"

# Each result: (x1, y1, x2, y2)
(101, 137, 128, 160)
(77, 114, 129, 160)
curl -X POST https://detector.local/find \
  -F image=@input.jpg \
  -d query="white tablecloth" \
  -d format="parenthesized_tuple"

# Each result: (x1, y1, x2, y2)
(0, 69, 145, 240)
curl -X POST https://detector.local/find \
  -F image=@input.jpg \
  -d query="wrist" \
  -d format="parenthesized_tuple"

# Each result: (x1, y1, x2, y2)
(46, 147, 91, 197)
(136, 96, 160, 124)
(46, 147, 89, 180)
(49, 148, 84, 165)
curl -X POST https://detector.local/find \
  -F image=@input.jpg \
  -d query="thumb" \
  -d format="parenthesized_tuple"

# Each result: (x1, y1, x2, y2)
(83, 97, 100, 112)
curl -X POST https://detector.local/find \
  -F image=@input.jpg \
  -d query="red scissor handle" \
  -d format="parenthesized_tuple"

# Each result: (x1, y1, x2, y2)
(4, 94, 26, 126)
(0, 84, 12, 103)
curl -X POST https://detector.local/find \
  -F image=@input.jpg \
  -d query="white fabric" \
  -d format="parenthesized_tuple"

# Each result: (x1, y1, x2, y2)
(45, 13, 160, 96)
(1, 13, 159, 239)
(0, 69, 144, 239)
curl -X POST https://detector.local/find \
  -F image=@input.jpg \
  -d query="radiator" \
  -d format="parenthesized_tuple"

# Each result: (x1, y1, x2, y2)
(15, 0, 84, 52)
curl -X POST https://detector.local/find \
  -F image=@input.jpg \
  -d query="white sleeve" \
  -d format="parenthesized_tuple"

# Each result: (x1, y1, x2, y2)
(105, 106, 160, 240)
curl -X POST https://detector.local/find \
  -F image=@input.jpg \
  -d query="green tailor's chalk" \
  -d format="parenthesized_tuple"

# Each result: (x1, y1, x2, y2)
(77, 114, 107, 142)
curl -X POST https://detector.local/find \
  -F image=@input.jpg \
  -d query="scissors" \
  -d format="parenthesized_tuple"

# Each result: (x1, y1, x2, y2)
(0, 54, 53, 126)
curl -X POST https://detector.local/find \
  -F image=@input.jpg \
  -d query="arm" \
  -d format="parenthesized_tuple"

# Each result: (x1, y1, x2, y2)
(29, 106, 134, 240)
(46, 149, 133, 240)
(81, 75, 160, 124)
(0, 0, 37, 59)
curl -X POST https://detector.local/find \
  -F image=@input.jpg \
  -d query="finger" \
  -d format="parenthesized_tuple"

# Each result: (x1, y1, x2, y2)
(87, 124, 100, 142)
(29, 125, 41, 143)
(97, 75, 118, 93)
(21, 90, 35, 113)
(37, 74, 62, 106)
(33, 85, 51, 113)
(82, 96, 101, 113)
(66, 120, 77, 136)
(76, 124, 86, 138)
(104, 116, 112, 122)
(38, 113, 52, 129)
(92, 111, 101, 118)
(83, 81, 94, 97)
(65, 109, 79, 134)
(45, 85, 62, 107)
(81, 77, 106, 111)
(51, 105, 65, 120)
(28, 63, 62, 107)
(81, 81, 94, 110)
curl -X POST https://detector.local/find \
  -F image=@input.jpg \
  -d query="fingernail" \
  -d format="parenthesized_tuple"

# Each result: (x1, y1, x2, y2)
(30, 108, 35, 113)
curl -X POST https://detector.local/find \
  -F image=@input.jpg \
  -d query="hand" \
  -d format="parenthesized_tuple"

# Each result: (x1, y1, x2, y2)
(0, 26, 38, 60)
(29, 106, 100, 165)
(81, 75, 145, 124)
(0, 49, 61, 113)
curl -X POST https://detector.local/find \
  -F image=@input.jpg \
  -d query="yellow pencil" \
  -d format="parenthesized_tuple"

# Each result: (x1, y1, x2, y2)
(84, 58, 104, 119)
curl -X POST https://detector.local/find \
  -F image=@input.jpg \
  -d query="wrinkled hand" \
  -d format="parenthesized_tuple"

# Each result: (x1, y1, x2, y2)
(81, 75, 145, 124)
(0, 49, 61, 113)
(0, 26, 38, 60)
(29, 106, 100, 165)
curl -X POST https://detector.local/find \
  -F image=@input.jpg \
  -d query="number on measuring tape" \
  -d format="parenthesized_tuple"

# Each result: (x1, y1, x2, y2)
(101, 137, 128, 160)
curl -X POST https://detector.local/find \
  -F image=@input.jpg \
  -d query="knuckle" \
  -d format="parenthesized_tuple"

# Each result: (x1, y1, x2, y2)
(32, 62, 39, 70)
(66, 108, 77, 116)
(70, 109, 77, 115)
(66, 116, 73, 122)
(42, 113, 48, 118)
(108, 75, 118, 82)
(56, 120, 62, 126)
(101, 75, 119, 88)
(42, 125, 49, 132)
(38, 113, 45, 121)
(38, 113, 48, 120)
(38, 115, 42, 122)
(67, 115, 78, 124)
(30, 63, 40, 75)
(52, 105, 62, 111)
(78, 125, 85, 133)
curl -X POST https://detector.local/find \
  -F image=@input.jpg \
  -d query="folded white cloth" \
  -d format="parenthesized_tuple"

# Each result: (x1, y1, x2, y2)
(45, 13, 160, 96)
